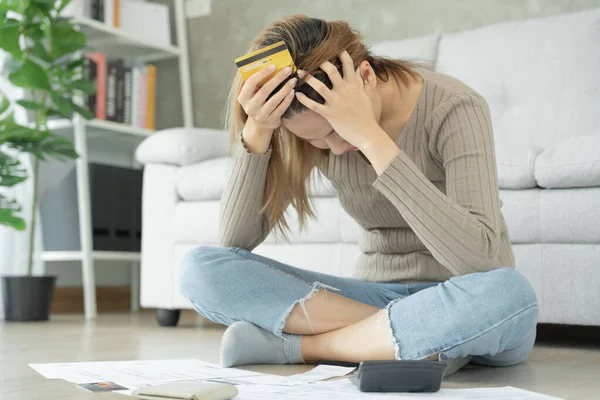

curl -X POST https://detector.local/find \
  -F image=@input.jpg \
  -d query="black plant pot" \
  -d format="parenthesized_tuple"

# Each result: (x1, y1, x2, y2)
(2, 276, 57, 322)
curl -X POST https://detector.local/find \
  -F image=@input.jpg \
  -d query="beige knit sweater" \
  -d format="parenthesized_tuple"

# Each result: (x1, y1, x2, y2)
(219, 69, 515, 282)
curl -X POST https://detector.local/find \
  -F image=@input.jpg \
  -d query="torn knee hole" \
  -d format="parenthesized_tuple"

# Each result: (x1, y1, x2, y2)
(295, 282, 339, 333)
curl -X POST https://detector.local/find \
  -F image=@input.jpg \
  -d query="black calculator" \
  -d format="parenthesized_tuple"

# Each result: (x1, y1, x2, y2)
(349, 360, 446, 393)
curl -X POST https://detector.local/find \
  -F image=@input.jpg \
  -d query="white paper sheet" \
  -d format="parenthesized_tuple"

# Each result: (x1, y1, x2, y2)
(202, 364, 355, 387)
(287, 365, 356, 383)
(29, 360, 355, 394)
(29, 359, 563, 399)
(29, 359, 262, 387)
(237, 379, 564, 400)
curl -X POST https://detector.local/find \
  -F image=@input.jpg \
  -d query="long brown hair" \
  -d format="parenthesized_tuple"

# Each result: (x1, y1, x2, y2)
(224, 14, 417, 237)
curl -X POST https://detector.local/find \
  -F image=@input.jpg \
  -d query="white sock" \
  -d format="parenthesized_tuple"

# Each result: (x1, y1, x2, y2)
(220, 321, 305, 367)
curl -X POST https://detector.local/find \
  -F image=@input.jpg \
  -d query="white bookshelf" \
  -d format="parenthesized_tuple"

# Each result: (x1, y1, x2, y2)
(43, 0, 194, 320)
(49, 118, 153, 137)
(75, 16, 181, 62)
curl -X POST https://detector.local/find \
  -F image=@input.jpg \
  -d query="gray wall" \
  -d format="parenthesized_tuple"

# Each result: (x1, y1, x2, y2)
(184, 0, 600, 129)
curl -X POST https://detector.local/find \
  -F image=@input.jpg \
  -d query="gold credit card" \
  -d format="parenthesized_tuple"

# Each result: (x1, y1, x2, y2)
(235, 41, 296, 85)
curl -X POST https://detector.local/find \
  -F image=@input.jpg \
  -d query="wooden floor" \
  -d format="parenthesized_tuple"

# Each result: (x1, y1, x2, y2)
(1, 311, 599, 400)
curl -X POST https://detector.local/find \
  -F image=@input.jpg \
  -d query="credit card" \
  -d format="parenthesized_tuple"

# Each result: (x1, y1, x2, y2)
(77, 381, 128, 392)
(235, 41, 296, 85)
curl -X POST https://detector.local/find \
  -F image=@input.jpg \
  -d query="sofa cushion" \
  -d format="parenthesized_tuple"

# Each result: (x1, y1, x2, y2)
(436, 9, 600, 150)
(136, 128, 229, 167)
(174, 197, 349, 244)
(535, 134, 600, 189)
(539, 188, 600, 244)
(175, 159, 337, 201)
(176, 157, 231, 201)
(370, 30, 441, 64)
(499, 190, 540, 244)
(499, 188, 600, 244)
(495, 143, 542, 189)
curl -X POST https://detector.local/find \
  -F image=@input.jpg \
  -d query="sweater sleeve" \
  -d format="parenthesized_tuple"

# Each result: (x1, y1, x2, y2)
(218, 141, 273, 250)
(372, 93, 502, 276)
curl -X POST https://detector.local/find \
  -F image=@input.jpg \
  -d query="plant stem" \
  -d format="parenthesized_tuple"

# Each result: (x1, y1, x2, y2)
(26, 156, 39, 276)
(26, 87, 47, 276)
(24, 1, 53, 276)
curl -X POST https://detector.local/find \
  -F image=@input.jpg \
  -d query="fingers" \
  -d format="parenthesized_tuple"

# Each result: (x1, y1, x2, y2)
(263, 77, 297, 115)
(254, 66, 294, 104)
(297, 69, 332, 103)
(339, 50, 356, 82)
(295, 91, 325, 115)
(272, 86, 296, 117)
(240, 66, 293, 117)
(319, 61, 343, 88)
(237, 65, 276, 106)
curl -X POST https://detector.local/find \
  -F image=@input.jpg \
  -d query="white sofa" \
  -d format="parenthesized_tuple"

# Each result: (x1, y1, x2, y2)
(136, 10, 600, 327)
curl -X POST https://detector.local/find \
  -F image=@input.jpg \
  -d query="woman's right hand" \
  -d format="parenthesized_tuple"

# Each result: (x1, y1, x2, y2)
(238, 65, 297, 131)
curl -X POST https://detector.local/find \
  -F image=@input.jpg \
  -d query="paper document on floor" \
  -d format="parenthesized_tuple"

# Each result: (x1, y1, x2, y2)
(237, 380, 565, 399)
(28, 359, 353, 395)
(29, 359, 563, 399)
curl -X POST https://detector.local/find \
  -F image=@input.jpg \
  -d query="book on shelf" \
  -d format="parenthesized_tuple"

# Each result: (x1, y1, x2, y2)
(137, 65, 148, 129)
(105, 60, 119, 122)
(115, 60, 126, 123)
(145, 65, 157, 130)
(91, 0, 118, 27)
(84, 53, 107, 120)
(83, 55, 156, 130)
(123, 68, 132, 125)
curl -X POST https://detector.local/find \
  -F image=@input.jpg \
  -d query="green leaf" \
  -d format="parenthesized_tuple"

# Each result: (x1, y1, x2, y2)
(54, 41, 86, 57)
(70, 101, 94, 120)
(0, 19, 22, 59)
(38, 6, 53, 21)
(0, 122, 39, 147)
(0, 94, 10, 115)
(26, 131, 78, 160)
(46, 108, 63, 118)
(0, 0, 23, 13)
(0, 111, 16, 130)
(16, 99, 44, 110)
(0, 198, 26, 230)
(0, 208, 26, 231)
(31, 39, 52, 63)
(23, 22, 44, 40)
(65, 58, 85, 70)
(8, 60, 51, 90)
(23, 2, 38, 23)
(30, 0, 53, 18)
(67, 79, 95, 94)
(50, 92, 72, 117)
(54, 16, 74, 28)
(0, 151, 27, 187)
(0, 171, 27, 187)
(57, 0, 72, 14)
(51, 26, 86, 59)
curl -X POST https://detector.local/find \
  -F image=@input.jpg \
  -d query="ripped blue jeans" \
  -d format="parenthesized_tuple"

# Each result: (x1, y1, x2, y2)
(180, 246, 538, 366)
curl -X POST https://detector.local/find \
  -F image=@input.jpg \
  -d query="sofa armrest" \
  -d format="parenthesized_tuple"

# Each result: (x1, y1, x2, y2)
(140, 164, 179, 308)
(135, 127, 229, 167)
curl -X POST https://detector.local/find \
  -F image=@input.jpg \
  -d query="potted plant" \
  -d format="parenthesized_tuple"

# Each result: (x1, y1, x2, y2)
(0, 0, 94, 321)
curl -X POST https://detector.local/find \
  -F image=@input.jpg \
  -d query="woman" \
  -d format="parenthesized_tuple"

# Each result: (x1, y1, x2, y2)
(180, 15, 538, 376)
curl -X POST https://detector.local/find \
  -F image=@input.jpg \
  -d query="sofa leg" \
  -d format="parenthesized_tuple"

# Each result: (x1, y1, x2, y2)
(156, 309, 181, 327)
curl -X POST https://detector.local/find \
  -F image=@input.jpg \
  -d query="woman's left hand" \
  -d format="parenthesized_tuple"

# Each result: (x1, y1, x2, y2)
(295, 50, 383, 151)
